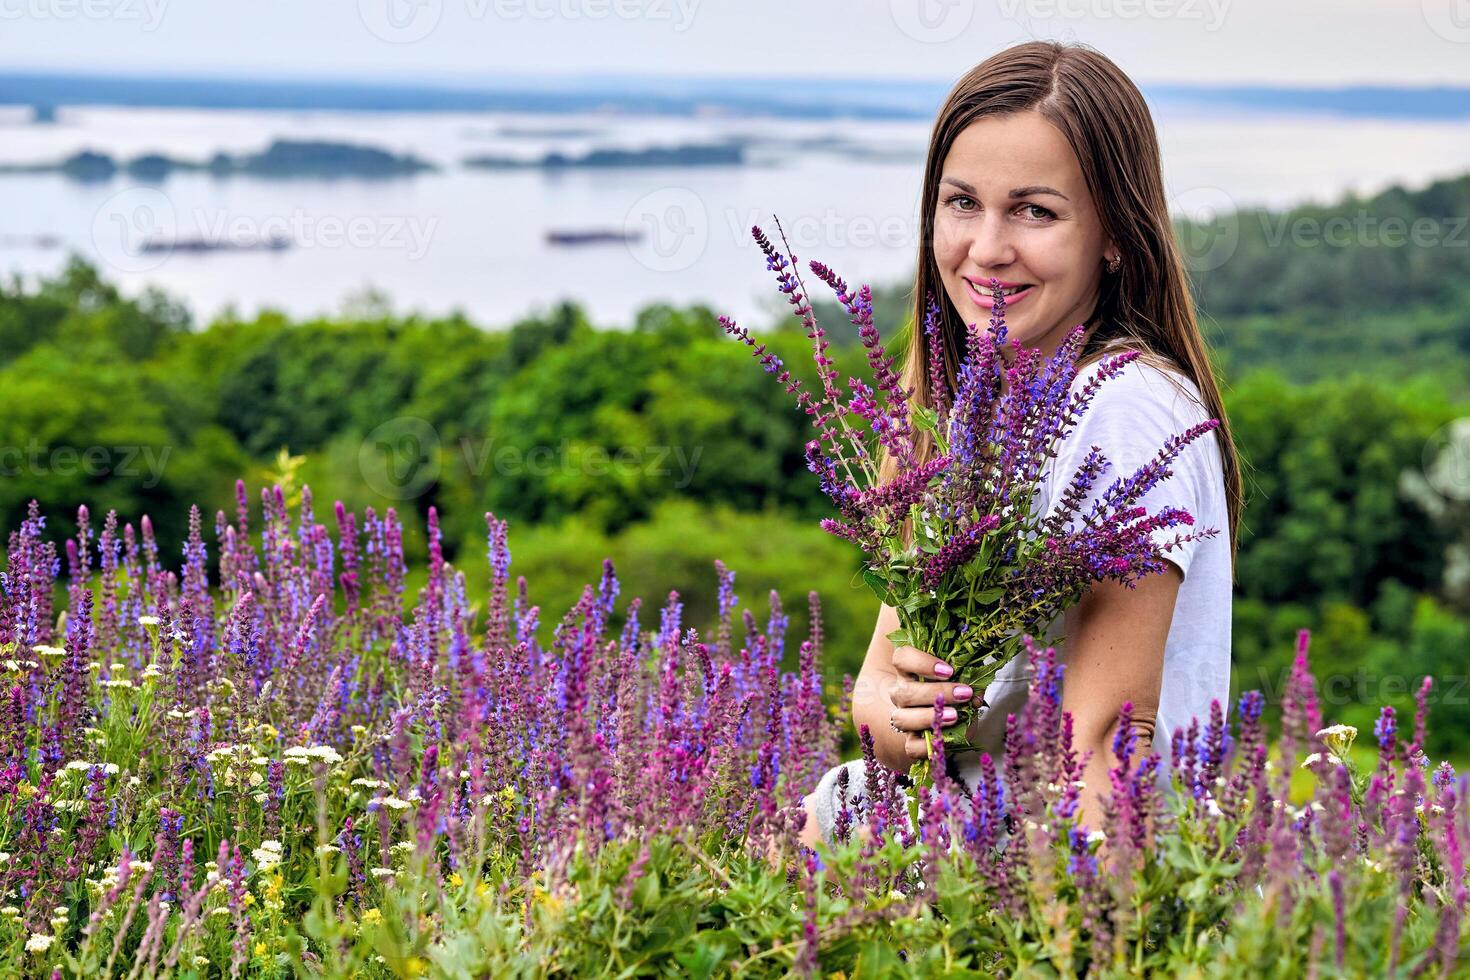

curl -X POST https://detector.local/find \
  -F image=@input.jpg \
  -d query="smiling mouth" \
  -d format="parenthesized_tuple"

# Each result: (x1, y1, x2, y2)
(964, 279, 1033, 296)
(963, 278, 1035, 308)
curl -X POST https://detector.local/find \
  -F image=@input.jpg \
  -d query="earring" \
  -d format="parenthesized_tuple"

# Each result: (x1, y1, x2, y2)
(1106, 254, 1122, 273)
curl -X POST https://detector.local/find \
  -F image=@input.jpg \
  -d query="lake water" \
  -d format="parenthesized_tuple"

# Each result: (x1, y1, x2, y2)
(0, 104, 1467, 329)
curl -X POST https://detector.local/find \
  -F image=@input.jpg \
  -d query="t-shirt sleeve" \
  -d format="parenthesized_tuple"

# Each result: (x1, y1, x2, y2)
(1040, 359, 1223, 580)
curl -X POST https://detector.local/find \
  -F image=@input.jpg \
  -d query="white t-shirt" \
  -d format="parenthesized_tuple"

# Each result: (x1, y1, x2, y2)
(958, 353, 1233, 781)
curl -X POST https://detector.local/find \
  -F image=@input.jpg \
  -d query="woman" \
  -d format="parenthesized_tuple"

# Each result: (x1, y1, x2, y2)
(799, 39, 1245, 848)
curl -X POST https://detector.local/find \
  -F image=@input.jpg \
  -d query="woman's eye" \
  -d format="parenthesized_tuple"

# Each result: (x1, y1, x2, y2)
(944, 194, 976, 211)
(1018, 203, 1056, 221)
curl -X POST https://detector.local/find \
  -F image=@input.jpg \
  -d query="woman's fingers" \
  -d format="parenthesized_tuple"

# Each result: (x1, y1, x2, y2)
(889, 704, 958, 733)
(904, 733, 930, 760)
(890, 676, 974, 709)
(891, 644, 954, 680)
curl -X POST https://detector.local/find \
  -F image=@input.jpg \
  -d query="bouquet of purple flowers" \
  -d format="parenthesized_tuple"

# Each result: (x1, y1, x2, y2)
(721, 220, 1221, 784)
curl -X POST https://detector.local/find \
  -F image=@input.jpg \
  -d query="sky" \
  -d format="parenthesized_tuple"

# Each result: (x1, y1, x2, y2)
(0, 0, 1468, 87)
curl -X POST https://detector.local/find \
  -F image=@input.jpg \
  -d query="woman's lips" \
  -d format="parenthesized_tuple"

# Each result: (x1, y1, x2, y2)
(964, 278, 1034, 310)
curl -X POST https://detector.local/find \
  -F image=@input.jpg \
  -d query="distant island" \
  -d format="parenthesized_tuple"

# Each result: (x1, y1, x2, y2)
(464, 141, 743, 171)
(0, 139, 436, 181)
(545, 228, 643, 246)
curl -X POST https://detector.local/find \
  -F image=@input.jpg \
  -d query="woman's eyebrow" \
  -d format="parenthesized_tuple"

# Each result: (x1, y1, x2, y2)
(940, 176, 1070, 202)
(1009, 184, 1070, 201)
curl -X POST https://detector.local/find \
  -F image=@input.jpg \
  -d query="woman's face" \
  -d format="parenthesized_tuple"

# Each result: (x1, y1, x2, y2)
(932, 109, 1114, 360)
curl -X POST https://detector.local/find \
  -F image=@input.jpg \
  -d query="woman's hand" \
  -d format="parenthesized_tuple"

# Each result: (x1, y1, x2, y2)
(888, 645, 975, 762)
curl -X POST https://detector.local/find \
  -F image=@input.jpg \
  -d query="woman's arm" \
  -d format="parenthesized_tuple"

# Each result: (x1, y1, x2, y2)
(1061, 560, 1180, 838)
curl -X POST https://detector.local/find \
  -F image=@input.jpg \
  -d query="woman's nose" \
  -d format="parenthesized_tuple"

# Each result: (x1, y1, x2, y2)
(965, 213, 1016, 270)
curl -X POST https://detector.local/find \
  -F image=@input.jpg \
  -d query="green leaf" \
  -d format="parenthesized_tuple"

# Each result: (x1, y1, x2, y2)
(975, 587, 1004, 604)
(886, 628, 912, 648)
(862, 569, 893, 604)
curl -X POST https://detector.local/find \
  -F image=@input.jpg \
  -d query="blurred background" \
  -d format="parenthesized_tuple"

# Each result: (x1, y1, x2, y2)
(1, 1, 1468, 752)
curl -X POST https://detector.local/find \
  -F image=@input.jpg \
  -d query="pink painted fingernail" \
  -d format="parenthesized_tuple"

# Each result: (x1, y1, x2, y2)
(953, 685, 972, 701)
(942, 707, 957, 723)
(933, 662, 953, 678)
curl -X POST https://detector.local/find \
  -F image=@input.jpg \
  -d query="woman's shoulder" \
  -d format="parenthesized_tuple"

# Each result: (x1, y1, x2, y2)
(1073, 342, 1207, 424)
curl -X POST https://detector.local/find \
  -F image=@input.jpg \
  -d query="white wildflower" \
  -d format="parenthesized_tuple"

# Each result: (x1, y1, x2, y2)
(25, 934, 54, 953)
(370, 867, 396, 879)
(101, 679, 134, 689)
(251, 845, 283, 870)
(33, 645, 66, 658)
(1316, 723, 1358, 756)
(374, 796, 412, 811)
(138, 615, 161, 627)
(351, 778, 388, 790)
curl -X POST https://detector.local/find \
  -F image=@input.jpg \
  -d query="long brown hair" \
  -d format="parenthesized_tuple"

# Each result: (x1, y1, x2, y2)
(886, 39, 1244, 581)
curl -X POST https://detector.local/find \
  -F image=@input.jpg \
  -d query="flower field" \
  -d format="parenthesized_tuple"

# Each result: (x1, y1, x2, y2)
(0, 484, 1466, 977)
